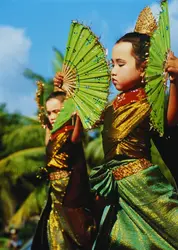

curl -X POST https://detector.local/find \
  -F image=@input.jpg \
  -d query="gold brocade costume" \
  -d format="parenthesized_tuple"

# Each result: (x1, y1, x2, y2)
(102, 93, 151, 161)
(32, 121, 96, 250)
(90, 88, 178, 250)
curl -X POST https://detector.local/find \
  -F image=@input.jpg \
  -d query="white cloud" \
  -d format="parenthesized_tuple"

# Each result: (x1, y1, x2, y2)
(0, 26, 37, 116)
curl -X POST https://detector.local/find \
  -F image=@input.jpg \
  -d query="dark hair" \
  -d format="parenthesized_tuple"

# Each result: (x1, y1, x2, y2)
(46, 91, 66, 103)
(116, 32, 150, 69)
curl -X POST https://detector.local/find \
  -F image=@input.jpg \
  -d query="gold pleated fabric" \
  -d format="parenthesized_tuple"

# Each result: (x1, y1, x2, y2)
(47, 178, 96, 250)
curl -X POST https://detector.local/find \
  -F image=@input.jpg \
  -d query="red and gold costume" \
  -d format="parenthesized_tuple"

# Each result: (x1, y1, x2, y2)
(32, 119, 96, 250)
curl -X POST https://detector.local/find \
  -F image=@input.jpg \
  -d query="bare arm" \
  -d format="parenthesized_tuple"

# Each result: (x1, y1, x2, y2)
(167, 79, 178, 126)
(71, 114, 83, 143)
(45, 127, 51, 145)
(166, 52, 178, 126)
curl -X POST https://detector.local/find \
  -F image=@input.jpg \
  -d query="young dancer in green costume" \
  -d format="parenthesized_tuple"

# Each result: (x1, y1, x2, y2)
(89, 31, 178, 250)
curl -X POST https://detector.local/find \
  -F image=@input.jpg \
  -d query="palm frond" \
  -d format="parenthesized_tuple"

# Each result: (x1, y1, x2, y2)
(0, 237, 10, 250)
(2, 125, 45, 156)
(23, 68, 47, 83)
(0, 184, 16, 225)
(85, 135, 104, 168)
(52, 47, 64, 73)
(0, 147, 45, 183)
(19, 116, 39, 125)
(9, 185, 47, 228)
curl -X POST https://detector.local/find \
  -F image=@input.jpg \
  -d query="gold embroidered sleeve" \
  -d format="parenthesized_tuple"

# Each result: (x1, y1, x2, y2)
(48, 132, 70, 169)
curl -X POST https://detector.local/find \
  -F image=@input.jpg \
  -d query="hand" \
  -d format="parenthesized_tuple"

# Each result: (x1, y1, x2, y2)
(45, 126, 51, 145)
(166, 51, 178, 81)
(43, 115, 52, 130)
(53, 72, 64, 88)
(71, 111, 81, 125)
(72, 111, 79, 117)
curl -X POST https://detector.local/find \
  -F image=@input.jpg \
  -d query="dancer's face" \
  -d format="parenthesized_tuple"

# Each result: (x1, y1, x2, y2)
(46, 97, 63, 126)
(111, 42, 142, 91)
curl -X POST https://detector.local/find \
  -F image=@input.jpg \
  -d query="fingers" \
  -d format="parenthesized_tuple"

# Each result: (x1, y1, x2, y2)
(169, 51, 175, 60)
(72, 111, 79, 117)
(166, 53, 178, 74)
(53, 75, 63, 82)
(166, 61, 178, 73)
(56, 72, 63, 77)
(53, 77, 63, 87)
(53, 72, 64, 87)
(167, 66, 178, 74)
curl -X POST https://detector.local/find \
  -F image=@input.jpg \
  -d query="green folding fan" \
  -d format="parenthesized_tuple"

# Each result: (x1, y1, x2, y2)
(145, 0, 170, 136)
(51, 20, 110, 133)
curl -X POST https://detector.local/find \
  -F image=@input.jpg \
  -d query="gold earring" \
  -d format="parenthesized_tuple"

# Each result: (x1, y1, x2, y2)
(140, 72, 145, 84)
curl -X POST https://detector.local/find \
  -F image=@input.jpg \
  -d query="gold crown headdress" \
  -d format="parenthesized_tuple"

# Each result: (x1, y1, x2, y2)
(35, 81, 47, 127)
(35, 81, 66, 128)
(134, 6, 158, 36)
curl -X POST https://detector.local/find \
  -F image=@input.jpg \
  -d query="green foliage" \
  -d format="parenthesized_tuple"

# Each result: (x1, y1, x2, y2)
(0, 237, 9, 250)
(52, 47, 64, 73)
(0, 181, 16, 225)
(23, 69, 47, 83)
(0, 47, 64, 233)
(0, 47, 64, 234)
(1, 125, 45, 157)
(0, 104, 22, 158)
(9, 184, 47, 229)
(24, 47, 64, 85)
(0, 147, 45, 183)
(85, 128, 104, 169)
(0, 104, 46, 230)
(85, 136, 104, 169)
(0, 145, 45, 229)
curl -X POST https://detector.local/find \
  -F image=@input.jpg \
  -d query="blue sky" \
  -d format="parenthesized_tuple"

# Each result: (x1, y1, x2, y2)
(0, 0, 178, 116)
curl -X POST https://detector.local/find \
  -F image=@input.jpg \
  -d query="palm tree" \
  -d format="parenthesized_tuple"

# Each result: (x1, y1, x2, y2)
(0, 104, 46, 230)
(0, 47, 65, 230)
(23, 47, 64, 86)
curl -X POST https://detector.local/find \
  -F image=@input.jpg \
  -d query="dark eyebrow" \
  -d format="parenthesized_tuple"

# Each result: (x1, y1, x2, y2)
(46, 108, 60, 113)
(111, 58, 125, 63)
(116, 58, 125, 63)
